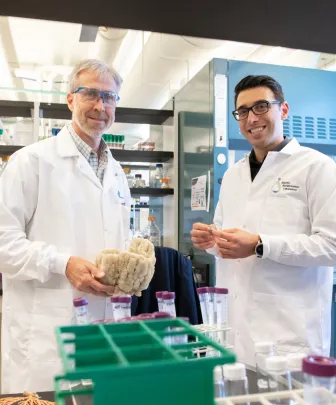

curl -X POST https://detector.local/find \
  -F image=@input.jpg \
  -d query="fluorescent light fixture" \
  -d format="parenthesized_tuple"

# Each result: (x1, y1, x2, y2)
(113, 31, 151, 80)
(323, 58, 336, 71)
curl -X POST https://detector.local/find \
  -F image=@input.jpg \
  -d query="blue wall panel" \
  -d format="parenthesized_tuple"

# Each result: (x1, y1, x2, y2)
(219, 59, 336, 151)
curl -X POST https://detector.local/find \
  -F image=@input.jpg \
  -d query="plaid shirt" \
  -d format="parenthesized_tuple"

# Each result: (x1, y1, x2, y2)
(68, 124, 109, 185)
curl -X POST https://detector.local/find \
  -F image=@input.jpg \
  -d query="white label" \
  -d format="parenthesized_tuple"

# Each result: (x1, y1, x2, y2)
(214, 74, 228, 147)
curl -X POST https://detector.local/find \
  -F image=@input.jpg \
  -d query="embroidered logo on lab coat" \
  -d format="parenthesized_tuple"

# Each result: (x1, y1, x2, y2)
(117, 190, 126, 205)
(271, 178, 282, 193)
(272, 178, 300, 194)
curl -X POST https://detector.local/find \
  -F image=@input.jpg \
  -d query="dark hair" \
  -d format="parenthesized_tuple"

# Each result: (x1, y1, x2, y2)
(234, 75, 285, 106)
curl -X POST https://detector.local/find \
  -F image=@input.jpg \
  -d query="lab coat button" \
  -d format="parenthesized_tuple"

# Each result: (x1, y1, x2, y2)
(237, 259, 240, 263)
(242, 225, 246, 228)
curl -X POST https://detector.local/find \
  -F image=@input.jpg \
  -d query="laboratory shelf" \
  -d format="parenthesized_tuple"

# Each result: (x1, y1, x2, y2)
(130, 187, 174, 196)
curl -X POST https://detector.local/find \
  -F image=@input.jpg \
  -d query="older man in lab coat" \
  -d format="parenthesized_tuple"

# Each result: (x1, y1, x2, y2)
(0, 59, 131, 393)
(191, 75, 336, 368)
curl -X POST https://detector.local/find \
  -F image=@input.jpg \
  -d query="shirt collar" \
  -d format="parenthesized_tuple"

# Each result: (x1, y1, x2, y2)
(67, 123, 109, 160)
(249, 137, 292, 164)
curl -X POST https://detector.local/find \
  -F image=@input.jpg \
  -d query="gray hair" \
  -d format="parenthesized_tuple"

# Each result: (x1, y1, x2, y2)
(68, 59, 123, 92)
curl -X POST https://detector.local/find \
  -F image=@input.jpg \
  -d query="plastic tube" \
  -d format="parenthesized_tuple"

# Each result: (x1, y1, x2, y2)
(197, 287, 210, 325)
(73, 297, 89, 325)
(162, 291, 176, 317)
(156, 291, 168, 312)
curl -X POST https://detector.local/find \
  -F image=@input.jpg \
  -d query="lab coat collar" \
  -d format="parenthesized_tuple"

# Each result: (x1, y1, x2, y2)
(269, 138, 301, 156)
(56, 125, 81, 158)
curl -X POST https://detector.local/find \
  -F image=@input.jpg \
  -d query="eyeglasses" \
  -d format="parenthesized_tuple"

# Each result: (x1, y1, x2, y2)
(232, 100, 281, 121)
(72, 87, 120, 106)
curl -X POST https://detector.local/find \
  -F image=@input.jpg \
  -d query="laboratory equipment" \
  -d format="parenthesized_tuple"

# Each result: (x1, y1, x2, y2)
(123, 167, 134, 188)
(161, 177, 169, 188)
(287, 353, 306, 388)
(152, 163, 164, 188)
(255, 342, 276, 392)
(223, 363, 249, 397)
(134, 174, 145, 188)
(266, 356, 292, 405)
(73, 298, 89, 325)
(197, 287, 210, 325)
(117, 296, 132, 320)
(143, 216, 161, 246)
(214, 366, 225, 398)
(162, 291, 176, 317)
(303, 355, 336, 405)
(156, 291, 168, 311)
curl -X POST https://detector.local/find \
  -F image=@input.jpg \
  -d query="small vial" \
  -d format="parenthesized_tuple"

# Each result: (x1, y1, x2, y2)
(134, 174, 143, 188)
(207, 287, 216, 325)
(110, 296, 121, 320)
(214, 366, 225, 398)
(255, 341, 275, 392)
(156, 291, 168, 312)
(215, 287, 229, 346)
(223, 363, 249, 397)
(303, 355, 336, 405)
(153, 311, 173, 346)
(118, 296, 132, 320)
(162, 292, 176, 317)
(197, 287, 210, 325)
(266, 356, 292, 405)
(73, 297, 89, 325)
(287, 353, 306, 388)
(172, 317, 189, 346)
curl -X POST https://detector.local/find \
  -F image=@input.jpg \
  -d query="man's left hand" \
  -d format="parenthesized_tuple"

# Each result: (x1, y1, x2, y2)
(212, 228, 259, 259)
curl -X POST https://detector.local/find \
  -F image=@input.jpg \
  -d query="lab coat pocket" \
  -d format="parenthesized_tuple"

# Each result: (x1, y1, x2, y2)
(261, 196, 305, 235)
(28, 288, 73, 361)
(250, 292, 307, 353)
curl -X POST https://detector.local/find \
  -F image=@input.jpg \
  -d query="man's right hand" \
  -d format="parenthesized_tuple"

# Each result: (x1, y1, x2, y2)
(65, 256, 114, 297)
(190, 223, 216, 250)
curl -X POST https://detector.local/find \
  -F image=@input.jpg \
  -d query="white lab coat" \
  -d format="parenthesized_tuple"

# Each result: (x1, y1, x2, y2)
(0, 126, 131, 394)
(209, 139, 336, 368)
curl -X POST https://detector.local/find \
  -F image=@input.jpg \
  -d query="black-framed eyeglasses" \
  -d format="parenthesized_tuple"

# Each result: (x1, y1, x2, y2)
(72, 87, 120, 106)
(232, 100, 281, 121)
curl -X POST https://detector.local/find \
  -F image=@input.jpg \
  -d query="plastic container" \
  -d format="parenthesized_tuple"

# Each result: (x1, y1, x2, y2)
(110, 296, 120, 320)
(303, 355, 336, 405)
(287, 352, 306, 388)
(214, 366, 225, 398)
(123, 167, 134, 188)
(207, 287, 216, 325)
(255, 341, 275, 392)
(215, 287, 229, 326)
(143, 216, 161, 246)
(162, 292, 176, 317)
(118, 296, 132, 320)
(73, 298, 89, 325)
(153, 163, 164, 188)
(161, 177, 169, 189)
(197, 287, 210, 325)
(55, 318, 236, 405)
(156, 291, 168, 312)
(134, 174, 143, 188)
(223, 363, 249, 397)
(266, 356, 292, 404)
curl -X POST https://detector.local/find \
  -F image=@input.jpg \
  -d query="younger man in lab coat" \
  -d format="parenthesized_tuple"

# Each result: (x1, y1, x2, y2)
(191, 75, 336, 367)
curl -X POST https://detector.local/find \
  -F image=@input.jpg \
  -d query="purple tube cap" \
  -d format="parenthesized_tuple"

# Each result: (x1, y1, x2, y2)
(215, 287, 229, 295)
(136, 313, 155, 320)
(162, 291, 175, 300)
(303, 355, 336, 377)
(208, 287, 217, 293)
(197, 287, 209, 295)
(110, 296, 120, 303)
(179, 317, 190, 323)
(152, 311, 172, 319)
(155, 291, 167, 299)
(118, 296, 132, 304)
(73, 297, 88, 307)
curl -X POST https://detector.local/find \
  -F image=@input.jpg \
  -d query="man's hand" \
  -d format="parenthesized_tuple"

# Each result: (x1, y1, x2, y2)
(212, 229, 259, 259)
(190, 223, 216, 250)
(65, 256, 115, 297)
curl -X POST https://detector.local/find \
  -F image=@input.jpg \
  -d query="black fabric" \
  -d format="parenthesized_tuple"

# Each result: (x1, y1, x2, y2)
(249, 137, 292, 181)
(131, 246, 202, 325)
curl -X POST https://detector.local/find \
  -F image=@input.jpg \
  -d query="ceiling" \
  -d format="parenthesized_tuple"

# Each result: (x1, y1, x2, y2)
(0, 15, 335, 147)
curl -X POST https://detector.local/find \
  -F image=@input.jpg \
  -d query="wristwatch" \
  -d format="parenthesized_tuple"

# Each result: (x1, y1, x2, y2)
(255, 238, 263, 258)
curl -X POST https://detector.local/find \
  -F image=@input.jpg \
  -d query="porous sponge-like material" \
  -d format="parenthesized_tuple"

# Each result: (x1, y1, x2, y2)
(96, 238, 156, 296)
